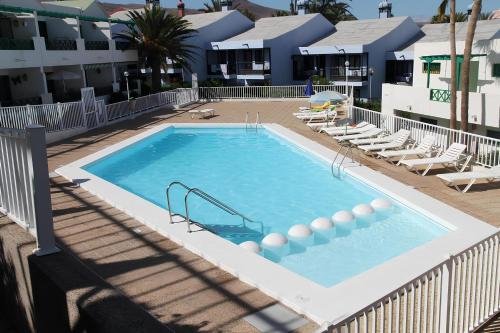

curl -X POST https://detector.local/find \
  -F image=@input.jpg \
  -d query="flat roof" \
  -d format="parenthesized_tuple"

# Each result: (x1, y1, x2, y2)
(224, 14, 320, 41)
(307, 16, 409, 47)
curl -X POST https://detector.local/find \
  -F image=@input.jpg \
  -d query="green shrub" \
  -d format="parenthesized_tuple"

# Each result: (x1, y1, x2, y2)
(354, 99, 381, 112)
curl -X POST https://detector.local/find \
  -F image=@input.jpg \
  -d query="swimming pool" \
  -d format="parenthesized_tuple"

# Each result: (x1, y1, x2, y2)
(83, 127, 447, 287)
(58, 123, 496, 323)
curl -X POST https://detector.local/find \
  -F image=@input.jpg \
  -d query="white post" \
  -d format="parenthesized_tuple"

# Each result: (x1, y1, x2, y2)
(439, 257, 453, 333)
(26, 125, 59, 256)
(34, 11, 40, 37)
(80, 64, 87, 87)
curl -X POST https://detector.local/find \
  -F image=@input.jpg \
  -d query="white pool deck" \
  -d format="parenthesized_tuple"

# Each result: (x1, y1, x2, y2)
(56, 123, 497, 325)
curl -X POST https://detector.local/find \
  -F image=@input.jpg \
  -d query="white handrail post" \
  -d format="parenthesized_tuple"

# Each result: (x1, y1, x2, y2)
(440, 256, 453, 333)
(26, 125, 59, 256)
(57, 102, 63, 130)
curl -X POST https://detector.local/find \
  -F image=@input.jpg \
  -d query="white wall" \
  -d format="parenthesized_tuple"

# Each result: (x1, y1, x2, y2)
(382, 83, 500, 130)
(365, 17, 421, 99)
(413, 39, 500, 94)
(269, 14, 334, 85)
(183, 11, 254, 82)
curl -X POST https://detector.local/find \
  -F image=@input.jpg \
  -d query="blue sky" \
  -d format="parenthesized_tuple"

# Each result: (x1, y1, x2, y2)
(108, 0, 498, 19)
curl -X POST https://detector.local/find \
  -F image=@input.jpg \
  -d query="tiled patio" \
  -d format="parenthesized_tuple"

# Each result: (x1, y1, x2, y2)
(46, 100, 500, 332)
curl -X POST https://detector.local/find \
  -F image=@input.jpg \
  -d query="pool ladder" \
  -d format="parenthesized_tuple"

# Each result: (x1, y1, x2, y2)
(166, 181, 264, 234)
(245, 112, 261, 132)
(331, 143, 360, 178)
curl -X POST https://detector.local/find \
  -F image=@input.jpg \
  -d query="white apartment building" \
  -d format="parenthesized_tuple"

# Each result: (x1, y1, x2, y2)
(382, 20, 500, 137)
(111, 8, 254, 84)
(0, 0, 137, 106)
(208, 13, 334, 85)
(297, 16, 421, 100)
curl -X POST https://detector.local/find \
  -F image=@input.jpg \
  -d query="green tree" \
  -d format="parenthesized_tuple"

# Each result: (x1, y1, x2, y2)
(309, 0, 356, 24)
(117, 7, 197, 93)
(273, 10, 291, 17)
(460, 0, 482, 132)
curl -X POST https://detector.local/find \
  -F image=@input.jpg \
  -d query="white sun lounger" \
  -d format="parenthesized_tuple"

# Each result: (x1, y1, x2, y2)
(307, 111, 338, 124)
(293, 106, 335, 117)
(400, 143, 470, 176)
(436, 165, 500, 193)
(333, 128, 384, 142)
(188, 109, 215, 119)
(297, 111, 336, 122)
(377, 135, 436, 165)
(357, 130, 411, 155)
(320, 121, 371, 136)
(349, 129, 408, 146)
(307, 120, 338, 131)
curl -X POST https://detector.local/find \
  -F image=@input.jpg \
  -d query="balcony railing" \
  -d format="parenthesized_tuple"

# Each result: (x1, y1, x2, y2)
(0, 37, 34, 50)
(328, 66, 368, 82)
(85, 40, 109, 50)
(430, 88, 451, 103)
(45, 39, 77, 51)
(237, 62, 271, 76)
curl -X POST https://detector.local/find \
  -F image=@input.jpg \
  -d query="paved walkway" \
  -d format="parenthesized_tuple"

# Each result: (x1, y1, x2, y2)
(46, 101, 500, 332)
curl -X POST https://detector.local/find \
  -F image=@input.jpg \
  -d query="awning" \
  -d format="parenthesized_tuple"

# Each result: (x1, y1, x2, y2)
(0, 4, 133, 25)
(420, 54, 487, 62)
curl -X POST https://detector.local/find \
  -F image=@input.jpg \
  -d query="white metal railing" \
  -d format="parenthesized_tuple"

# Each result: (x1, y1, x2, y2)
(323, 231, 500, 333)
(348, 106, 500, 168)
(199, 85, 346, 100)
(0, 101, 85, 133)
(105, 88, 198, 123)
(0, 125, 58, 256)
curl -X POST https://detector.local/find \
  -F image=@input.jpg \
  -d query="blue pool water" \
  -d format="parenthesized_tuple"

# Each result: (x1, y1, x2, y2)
(84, 127, 448, 287)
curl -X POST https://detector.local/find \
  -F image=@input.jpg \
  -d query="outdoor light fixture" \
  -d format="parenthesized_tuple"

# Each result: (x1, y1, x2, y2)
(124, 71, 130, 100)
(369, 67, 375, 101)
(345, 60, 350, 97)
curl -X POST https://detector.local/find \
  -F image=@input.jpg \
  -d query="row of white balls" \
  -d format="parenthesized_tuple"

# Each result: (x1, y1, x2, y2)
(240, 198, 393, 254)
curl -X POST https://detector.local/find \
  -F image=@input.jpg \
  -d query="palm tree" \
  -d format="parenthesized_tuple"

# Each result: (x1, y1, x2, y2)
(460, 0, 482, 132)
(117, 7, 197, 93)
(435, 0, 457, 129)
(308, 0, 356, 24)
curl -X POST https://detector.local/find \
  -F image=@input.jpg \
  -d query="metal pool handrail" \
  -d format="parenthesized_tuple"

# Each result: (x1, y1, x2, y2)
(331, 143, 360, 178)
(166, 181, 264, 234)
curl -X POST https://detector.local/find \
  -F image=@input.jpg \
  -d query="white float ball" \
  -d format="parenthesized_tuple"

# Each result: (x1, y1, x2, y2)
(332, 210, 356, 232)
(239, 241, 261, 254)
(262, 233, 288, 248)
(352, 204, 375, 217)
(288, 224, 313, 239)
(310, 217, 334, 232)
(262, 233, 289, 258)
(370, 198, 393, 211)
(332, 210, 355, 223)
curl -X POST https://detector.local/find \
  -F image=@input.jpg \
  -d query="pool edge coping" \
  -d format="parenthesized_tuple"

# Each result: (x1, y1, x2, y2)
(55, 123, 498, 325)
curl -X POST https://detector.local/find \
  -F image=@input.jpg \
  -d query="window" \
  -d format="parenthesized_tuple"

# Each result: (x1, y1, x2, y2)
(493, 64, 500, 78)
(419, 117, 438, 125)
(422, 63, 441, 74)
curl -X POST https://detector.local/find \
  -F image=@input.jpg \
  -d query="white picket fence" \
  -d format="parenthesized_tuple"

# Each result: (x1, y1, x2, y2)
(0, 88, 199, 135)
(324, 231, 500, 333)
(199, 85, 347, 100)
(0, 126, 58, 256)
(105, 88, 198, 123)
(0, 101, 85, 133)
(348, 106, 500, 168)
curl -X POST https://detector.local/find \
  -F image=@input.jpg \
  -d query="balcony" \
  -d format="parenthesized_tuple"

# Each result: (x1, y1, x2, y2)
(430, 89, 451, 103)
(45, 39, 77, 51)
(328, 66, 368, 82)
(85, 40, 109, 50)
(0, 38, 35, 50)
(236, 62, 271, 76)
